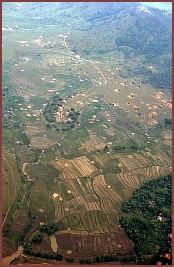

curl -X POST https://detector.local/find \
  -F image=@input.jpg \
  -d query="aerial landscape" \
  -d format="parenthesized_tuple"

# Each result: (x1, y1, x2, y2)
(2, 2, 172, 265)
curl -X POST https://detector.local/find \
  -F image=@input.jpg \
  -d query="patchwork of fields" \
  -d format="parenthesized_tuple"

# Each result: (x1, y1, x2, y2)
(2, 2, 172, 263)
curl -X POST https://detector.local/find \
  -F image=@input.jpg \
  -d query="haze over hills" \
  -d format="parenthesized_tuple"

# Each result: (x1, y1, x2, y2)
(3, 2, 172, 90)
(2, 2, 172, 265)
(139, 2, 172, 11)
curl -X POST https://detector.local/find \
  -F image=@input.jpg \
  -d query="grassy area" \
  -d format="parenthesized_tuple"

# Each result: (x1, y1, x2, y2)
(2, 151, 22, 227)
(26, 162, 59, 181)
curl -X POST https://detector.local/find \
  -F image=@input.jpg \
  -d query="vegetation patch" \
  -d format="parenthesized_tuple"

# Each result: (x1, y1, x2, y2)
(120, 174, 172, 264)
(44, 95, 80, 131)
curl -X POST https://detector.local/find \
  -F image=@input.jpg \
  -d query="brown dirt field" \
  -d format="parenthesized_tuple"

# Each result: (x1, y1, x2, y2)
(51, 161, 78, 180)
(25, 125, 57, 149)
(53, 198, 62, 220)
(92, 156, 104, 167)
(8, 211, 28, 234)
(51, 156, 98, 180)
(35, 232, 134, 258)
(93, 175, 123, 214)
(119, 154, 151, 172)
(117, 172, 130, 188)
(99, 197, 117, 214)
(2, 237, 17, 258)
(31, 137, 56, 149)
(32, 237, 53, 254)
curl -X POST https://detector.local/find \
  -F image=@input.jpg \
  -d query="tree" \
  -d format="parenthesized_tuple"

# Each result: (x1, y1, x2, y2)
(31, 234, 43, 243)
(66, 257, 74, 263)
(104, 145, 109, 152)
(70, 123, 75, 128)
(121, 255, 130, 263)
(80, 258, 92, 264)
(80, 258, 86, 264)
(95, 255, 102, 263)
(120, 174, 172, 258)
(55, 254, 63, 261)
(76, 111, 80, 116)
(85, 258, 92, 264)
(165, 118, 172, 125)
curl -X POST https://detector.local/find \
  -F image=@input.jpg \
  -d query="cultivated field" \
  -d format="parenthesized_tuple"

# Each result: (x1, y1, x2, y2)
(2, 3, 172, 262)
(2, 150, 22, 229)
(32, 230, 135, 258)
(51, 156, 98, 180)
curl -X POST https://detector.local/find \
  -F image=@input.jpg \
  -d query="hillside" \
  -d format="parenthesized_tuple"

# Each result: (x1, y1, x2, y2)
(3, 2, 172, 90)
